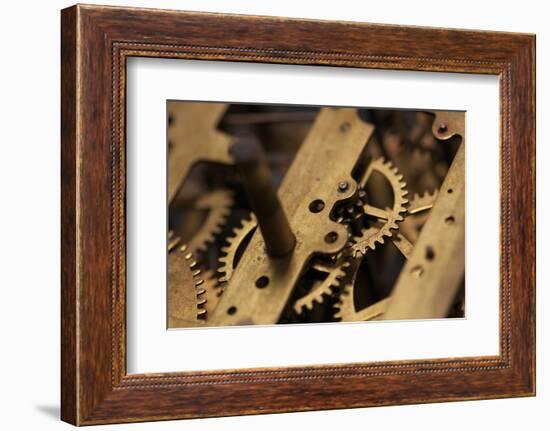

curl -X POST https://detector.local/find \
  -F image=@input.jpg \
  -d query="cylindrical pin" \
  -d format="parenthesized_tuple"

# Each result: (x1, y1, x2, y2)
(230, 138, 296, 258)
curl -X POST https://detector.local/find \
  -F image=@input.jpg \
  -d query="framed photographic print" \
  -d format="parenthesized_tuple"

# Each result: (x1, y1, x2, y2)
(61, 4, 535, 425)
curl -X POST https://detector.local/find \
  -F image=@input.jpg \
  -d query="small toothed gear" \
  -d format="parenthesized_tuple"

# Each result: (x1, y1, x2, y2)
(217, 215, 258, 285)
(167, 242, 208, 327)
(184, 189, 234, 255)
(334, 189, 438, 322)
(292, 258, 350, 314)
(349, 158, 408, 257)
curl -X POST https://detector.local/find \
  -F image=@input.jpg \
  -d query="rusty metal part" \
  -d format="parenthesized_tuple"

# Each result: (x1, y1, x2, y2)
(335, 112, 464, 322)
(199, 269, 224, 318)
(219, 215, 347, 315)
(167, 104, 465, 327)
(231, 138, 296, 257)
(167, 244, 207, 328)
(168, 102, 233, 203)
(217, 215, 258, 285)
(222, 110, 317, 126)
(334, 191, 438, 321)
(292, 259, 350, 314)
(432, 111, 465, 141)
(209, 108, 374, 326)
(383, 116, 465, 320)
(184, 189, 234, 254)
(334, 259, 391, 321)
(349, 158, 408, 257)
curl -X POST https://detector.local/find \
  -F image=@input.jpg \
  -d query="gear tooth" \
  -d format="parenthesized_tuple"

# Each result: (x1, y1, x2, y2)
(218, 277, 227, 284)
(197, 298, 207, 306)
(196, 287, 206, 296)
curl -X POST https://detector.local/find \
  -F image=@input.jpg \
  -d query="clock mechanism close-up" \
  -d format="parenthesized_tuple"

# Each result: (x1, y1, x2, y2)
(166, 101, 465, 329)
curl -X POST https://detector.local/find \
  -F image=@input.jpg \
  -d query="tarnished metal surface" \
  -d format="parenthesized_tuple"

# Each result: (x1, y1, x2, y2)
(168, 103, 233, 203)
(166, 102, 465, 328)
(167, 243, 207, 327)
(210, 108, 374, 326)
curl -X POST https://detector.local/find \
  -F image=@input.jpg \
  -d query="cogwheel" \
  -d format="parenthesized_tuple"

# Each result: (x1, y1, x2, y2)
(292, 259, 350, 314)
(167, 243, 208, 327)
(349, 158, 408, 257)
(186, 189, 234, 254)
(217, 214, 258, 285)
(200, 269, 224, 318)
(334, 188, 437, 322)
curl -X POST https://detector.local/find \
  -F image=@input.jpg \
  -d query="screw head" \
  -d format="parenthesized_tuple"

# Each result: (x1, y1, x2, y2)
(438, 123, 448, 134)
(337, 181, 349, 192)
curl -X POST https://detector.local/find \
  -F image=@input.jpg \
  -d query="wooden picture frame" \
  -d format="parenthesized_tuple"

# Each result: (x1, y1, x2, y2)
(61, 4, 535, 425)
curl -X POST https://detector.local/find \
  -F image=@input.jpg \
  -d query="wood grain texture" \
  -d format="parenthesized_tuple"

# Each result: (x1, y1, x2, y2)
(60, 4, 536, 425)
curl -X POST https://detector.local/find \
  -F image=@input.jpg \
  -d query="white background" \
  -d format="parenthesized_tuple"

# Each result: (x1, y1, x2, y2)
(0, 0, 546, 430)
(127, 60, 500, 373)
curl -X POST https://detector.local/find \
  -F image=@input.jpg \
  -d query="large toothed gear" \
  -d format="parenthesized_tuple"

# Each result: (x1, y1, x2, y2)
(349, 158, 408, 257)
(186, 189, 234, 254)
(334, 190, 438, 322)
(292, 259, 350, 314)
(167, 243, 208, 327)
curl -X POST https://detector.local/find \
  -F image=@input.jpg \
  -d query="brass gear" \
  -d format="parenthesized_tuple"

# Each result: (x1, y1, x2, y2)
(218, 215, 349, 316)
(217, 215, 258, 285)
(185, 189, 234, 255)
(334, 190, 437, 322)
(200, 269, 224, 318)
(167, 242, 207, 327)
(292, 258, 350, 314)
(349, 158, 408, 257)
(290, 160, 413, 315)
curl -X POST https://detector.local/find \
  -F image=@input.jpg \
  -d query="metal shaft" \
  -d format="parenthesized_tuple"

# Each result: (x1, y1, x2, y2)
(230, 138, 296, 258)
